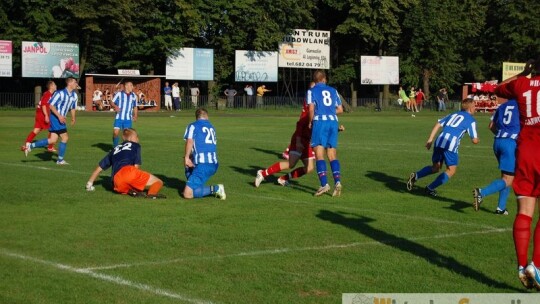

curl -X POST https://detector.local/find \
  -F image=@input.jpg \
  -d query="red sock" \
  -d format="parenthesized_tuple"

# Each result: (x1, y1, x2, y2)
(532, 220, 540, 266)
(147, 180, 163, 195)
(263, 162, 282, 177)
(47, 133, 54, 149)
(514, 213, 533, 267)
(289, 167, 306, 180)
(26, 131, 37, 143)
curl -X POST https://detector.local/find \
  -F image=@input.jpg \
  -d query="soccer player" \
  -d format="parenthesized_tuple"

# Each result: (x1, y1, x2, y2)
(21, 80, 57, 152)
(494, 58, 540, 290)
(24, 77, 79, 165)
(85, 128, 165, 199)
(111, 81, 138, 147)
(407, 98, 479, 196)
(308, 70, 344, 197)
(182, 108, 226, 200)
(473, 99, 520, 215)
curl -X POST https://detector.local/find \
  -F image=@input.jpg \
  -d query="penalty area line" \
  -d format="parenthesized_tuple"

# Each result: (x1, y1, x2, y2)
(0, 249, 215, 304)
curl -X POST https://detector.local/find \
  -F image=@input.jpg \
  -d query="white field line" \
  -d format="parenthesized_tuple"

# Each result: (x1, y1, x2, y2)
(241, 193, 500, 230)
(0, 162, 88, 175)
(0, 249, 215, 304)
(83, 227, 510, 271)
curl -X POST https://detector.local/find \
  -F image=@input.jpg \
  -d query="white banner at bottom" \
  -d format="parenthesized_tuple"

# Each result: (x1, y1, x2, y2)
(343, 293, 540, 304)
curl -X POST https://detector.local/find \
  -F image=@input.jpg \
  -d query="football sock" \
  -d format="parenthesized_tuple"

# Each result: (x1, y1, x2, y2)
(288, 167, 306, 180)
(330, 160, 341, 184)
(32, 138, 49, 149)
(533, 220, 540, 266)
(480, 179, 506, 197)
(497, 186, 510, 211)
(427, 172, 449, 190)
(193, 186, 212, 198)
(58, 142, 67, 160)
(514, 213, 532, 267)
(113, 136, 120, 147)
(316, 160, 328, 187)
(26, 131, 37, 143)
(416, 166, 434, 180)
(47, 133, 54, 149)
(263, 162, 282, 177)
(147, 180, 163, 195)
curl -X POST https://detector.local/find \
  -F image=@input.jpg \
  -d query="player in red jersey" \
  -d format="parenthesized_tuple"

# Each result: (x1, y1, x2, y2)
(21, 81, 57, 152)
(495, 58, 540, 290)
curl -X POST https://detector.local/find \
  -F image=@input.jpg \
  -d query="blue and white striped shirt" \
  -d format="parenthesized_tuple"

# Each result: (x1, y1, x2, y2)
(113, 91, 137, 120)
(49, 88, 77, 116)
(307, 83, 342, 121)
(435, 111, 478, 153)
(491, 99, 520, 140)
(183, 119, 218, 165)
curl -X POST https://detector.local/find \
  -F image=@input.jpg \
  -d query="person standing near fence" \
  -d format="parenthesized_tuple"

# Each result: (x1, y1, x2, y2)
(416, 88, 426, 111)
(24, 77, 79, 165)
(244, 84, 254, 108)
(21, 80, 57, 153)
(398, 85, 410, 111)
(190, 83, 200, 107)
(163, 82, 172, 111)
(256, 85, 270, 108)
(111, 81, 138, 147)
(224, 85, 237, 108)
(437, 88, 448, 111)
(172, 82, 181, 111)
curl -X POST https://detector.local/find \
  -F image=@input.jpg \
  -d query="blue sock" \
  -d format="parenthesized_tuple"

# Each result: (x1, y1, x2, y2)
(193, 186, 212, 198)
(58, 142, 67, 160)
(416, 166, 434, 180)
(497, 186, 511, 211)
(316, 160, 328, 187)
(480, 179, 506, 197)
(330, 160, 341, 184)
(428, 172, 449, 190)
(113, 136, 119, 147)
(32, 138, 49, 149)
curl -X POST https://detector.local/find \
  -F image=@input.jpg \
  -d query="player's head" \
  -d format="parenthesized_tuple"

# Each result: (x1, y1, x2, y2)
(165, 82, 169, 86)
(122, 128, 139, 143)
(461, 98, 475, 112)
(313, 70, 326, 83)
(46, 80, 56, 91)
(124, 81, 133, 93)
(195, 108, 209, 120)
(65, 77, 78, 90)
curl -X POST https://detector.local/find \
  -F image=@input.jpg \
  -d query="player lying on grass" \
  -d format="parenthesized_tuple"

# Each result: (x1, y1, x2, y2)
(85, 128, 165, 199)
(407, 98, 479, 197)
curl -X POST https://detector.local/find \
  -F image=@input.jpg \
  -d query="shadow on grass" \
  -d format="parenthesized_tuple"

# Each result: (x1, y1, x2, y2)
(154, 174, 184, 197)
(251, 147, 283, 159)
(316, 210, 520, 291)
(94, 176, 113, 192)
(92, 143, 113, 152)
(365, 170, 472, 213)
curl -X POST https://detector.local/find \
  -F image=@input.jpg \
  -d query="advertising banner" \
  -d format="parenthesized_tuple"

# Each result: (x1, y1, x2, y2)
(502, 62, 526, 81)
(343, 293, 540, 304)
(22, 41, 79, 78)
(360, 56, 400, 85)
(235, 50, 278, 82)
(166, 48, 214, 80)
(0, 40, 12, 77)
(278, 29, 330, 69)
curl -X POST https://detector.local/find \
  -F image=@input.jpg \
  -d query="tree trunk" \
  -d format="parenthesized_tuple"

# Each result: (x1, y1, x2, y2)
(422, 68, 431, 101)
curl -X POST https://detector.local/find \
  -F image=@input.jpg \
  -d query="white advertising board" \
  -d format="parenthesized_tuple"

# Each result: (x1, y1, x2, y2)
(360, 56, 399, 85)
(166, 48, 214, 80)
(0, 40, 12, 77)
(278, 29, 330, 69)
(235, 50, 278, 82)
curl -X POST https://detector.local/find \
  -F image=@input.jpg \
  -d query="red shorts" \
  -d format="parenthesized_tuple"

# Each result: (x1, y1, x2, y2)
(113, 166, 150, 194)
(34, 112, 50, 129)
(288, 132, 314, 160)
(513, 129, 540, 197)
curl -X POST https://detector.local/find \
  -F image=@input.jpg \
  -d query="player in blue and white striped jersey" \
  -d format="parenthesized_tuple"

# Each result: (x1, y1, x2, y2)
(111, 81, 138, 147)
(24, 77, 78, 165)
(473, 99, 520, 214)
(407, 98, 479, 196)
(182, 108, 225, 200)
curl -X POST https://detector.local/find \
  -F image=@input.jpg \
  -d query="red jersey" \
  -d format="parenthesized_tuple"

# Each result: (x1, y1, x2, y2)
(37, 90, 53, 118)
(496, 75, 540, 130)
(295, 100, 311, 139)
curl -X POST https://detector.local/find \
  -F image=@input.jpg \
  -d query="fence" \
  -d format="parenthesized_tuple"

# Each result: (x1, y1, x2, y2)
(0, 92, 461, 111)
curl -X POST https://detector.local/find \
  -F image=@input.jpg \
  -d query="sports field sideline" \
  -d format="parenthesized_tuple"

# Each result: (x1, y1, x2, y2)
(0, 109, 532, 303)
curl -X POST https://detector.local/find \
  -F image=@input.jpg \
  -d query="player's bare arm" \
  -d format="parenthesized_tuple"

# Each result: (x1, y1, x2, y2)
(426, 123, 442, 150)
(70, 109, 76, 125)
(86, 166, 103, 191)
(184, 138, 195, 168)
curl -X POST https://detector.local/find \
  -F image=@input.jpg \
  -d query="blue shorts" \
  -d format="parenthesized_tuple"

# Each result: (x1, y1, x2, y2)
(494, 138, 516, 174)
(49, 114, 67, 133)
(113, 119, 133, 129)
(186, 163, 218, 190)
(311, 120, 339, 148)
(432, 147, 458, 167)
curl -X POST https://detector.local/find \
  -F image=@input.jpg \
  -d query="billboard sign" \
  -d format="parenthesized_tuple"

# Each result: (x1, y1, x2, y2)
(0, 40, 12, 77)
(22, 41, 79, 78)
(502, 62, 526, 81)
(278, 29, 330, 69)
(166, 48, 214, 80)
(235, 50, 278, 82)
(360, 56, 399, 85)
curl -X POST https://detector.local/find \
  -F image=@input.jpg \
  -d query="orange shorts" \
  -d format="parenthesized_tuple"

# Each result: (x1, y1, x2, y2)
(113, 165, 150, 194)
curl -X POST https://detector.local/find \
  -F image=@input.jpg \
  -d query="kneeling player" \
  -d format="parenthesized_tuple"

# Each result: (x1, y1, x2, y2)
(86, 128, 165, 199)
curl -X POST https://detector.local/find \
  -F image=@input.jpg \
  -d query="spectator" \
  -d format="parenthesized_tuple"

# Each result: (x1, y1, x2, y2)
(437, 88, 448, 111)
(409, 86, 418, 113)
(93, 87, 104, 111)
(256, 85, 271, 108)
(190, 83, 200, 107)
(163, 82, 172, 111)
(172, 82, 181, 111)
(224, 85, 237, 108)
(416, 88, 426, 111)
(244, 84, 254, 108)
(398, 85, 410, 111)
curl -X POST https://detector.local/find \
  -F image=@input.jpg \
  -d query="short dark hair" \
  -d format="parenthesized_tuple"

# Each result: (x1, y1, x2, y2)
(313, 70, 326, 82)
(195, 108, 208, 119)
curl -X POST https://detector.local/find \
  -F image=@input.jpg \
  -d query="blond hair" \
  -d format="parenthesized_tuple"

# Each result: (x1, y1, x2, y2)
(461, 98, 475, 111)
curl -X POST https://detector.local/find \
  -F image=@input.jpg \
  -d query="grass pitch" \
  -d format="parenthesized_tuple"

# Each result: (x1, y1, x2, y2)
(0, 108, 533, 303)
